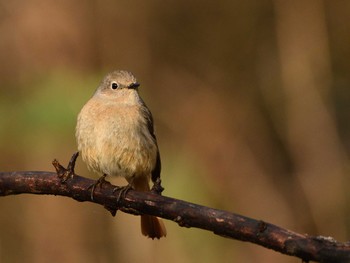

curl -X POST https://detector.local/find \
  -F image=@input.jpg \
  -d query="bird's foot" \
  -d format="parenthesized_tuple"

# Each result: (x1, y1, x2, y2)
(88, 174, 109, 201)
(151, 177, 164, 195)
(113, 184, 133, 203)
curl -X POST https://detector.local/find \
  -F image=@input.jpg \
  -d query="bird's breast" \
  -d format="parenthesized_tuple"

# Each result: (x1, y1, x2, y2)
(76, 99, 157, 179)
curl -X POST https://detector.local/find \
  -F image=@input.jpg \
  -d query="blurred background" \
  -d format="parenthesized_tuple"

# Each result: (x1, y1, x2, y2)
(0, 0, 349, 262)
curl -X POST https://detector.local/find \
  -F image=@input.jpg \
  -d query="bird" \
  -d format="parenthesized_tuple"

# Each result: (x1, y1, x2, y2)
(75, 70, 166, 239)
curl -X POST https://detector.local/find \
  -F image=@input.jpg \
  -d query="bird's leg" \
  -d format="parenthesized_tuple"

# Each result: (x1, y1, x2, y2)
(113, 176, 135, 203)
(151, 177, 164, 195)
(88, 174, 109, 201)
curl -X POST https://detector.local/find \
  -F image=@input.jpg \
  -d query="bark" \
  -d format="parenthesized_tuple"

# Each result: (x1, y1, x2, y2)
(0, 154, 349, 262)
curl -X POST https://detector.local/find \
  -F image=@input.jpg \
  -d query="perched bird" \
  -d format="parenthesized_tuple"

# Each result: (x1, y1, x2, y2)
(76, 70, 166, 239)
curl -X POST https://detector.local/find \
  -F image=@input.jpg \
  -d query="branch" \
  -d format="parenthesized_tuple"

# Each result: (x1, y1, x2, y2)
(0, 157, 349, 262)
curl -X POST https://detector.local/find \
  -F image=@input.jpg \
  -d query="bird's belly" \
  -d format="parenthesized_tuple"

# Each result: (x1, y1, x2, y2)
(78, 112, 157, 180)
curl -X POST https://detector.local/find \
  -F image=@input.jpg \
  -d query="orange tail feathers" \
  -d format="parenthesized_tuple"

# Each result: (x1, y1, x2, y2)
(131, 177, 167, 239)
(141, 215, 167, 239)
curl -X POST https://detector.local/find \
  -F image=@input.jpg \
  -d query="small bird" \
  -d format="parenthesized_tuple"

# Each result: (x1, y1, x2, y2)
(76, 70, 166, 239)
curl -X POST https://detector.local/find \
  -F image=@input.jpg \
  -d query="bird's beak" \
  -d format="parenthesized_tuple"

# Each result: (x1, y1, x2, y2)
(128, 82, 140, 89)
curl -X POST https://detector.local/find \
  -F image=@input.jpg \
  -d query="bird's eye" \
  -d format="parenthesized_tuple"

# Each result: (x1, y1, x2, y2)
(111, 82, 119, 89)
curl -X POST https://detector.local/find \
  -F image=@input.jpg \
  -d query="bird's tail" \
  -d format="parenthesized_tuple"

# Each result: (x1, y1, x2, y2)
(130, 176, 167, 239)
(141, 215, 167, 239)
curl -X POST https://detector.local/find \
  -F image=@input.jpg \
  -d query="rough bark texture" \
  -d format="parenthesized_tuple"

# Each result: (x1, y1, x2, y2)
(0, 158, 349, 262)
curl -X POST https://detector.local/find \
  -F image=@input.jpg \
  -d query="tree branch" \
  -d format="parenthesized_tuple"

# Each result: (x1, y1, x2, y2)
(0, 157, 349, 262)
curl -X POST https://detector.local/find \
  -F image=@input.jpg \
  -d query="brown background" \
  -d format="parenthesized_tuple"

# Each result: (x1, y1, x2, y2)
(0, 1, 349, 262)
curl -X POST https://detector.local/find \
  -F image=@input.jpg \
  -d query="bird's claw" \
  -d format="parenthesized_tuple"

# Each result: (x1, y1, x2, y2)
(151, 177, 164, 195)
(113, 184, 133, 203)
(88, 174, 109, 201)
